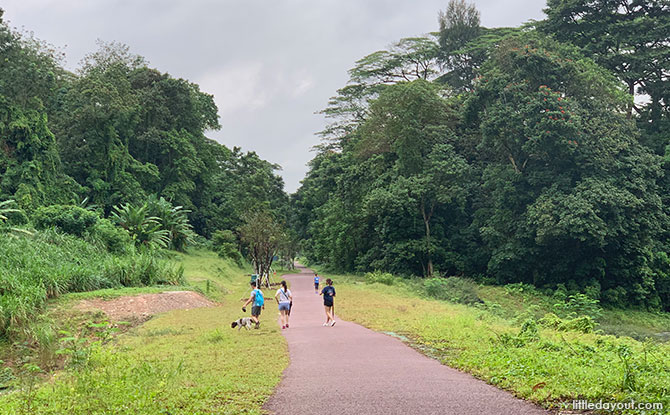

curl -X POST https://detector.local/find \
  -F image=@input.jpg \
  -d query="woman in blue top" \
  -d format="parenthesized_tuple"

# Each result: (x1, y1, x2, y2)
(314, 273, 320, 294)
(320, 278, 336, 326)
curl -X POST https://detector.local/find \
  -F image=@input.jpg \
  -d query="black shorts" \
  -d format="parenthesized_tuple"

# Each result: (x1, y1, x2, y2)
(324, 300, 333, 308)
(315, 283, 319, 289)
(251, 306, 262, 317)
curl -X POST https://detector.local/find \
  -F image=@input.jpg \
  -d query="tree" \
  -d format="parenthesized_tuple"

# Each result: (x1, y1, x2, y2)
(541, 0, 670, 118)
(464, 33, 666, 307)
(319, 36, 441, 147)
(239, 210, 284, 287)
(357, 81, 469, 275)
(278, 230, 300, 270)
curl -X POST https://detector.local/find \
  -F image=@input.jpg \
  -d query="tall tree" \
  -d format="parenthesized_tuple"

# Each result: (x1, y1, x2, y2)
(541, 0, 670, 118)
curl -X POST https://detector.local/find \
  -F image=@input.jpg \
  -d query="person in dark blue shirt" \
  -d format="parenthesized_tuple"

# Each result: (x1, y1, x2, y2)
(320, 278, 336, 326)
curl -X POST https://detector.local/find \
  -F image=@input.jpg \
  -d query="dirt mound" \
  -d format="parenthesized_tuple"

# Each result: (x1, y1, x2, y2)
(76, 290, 215, 321)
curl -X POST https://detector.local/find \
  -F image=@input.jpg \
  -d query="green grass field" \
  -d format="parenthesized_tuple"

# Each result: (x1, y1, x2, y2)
(0, 250, 288, 415)
(321, 272, 670, 414)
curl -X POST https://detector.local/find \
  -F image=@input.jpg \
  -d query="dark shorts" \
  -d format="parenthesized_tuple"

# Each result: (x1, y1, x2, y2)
(251, 306, 262, 317)
(314, 283, 319, 289)
(324, 300, 333, 308)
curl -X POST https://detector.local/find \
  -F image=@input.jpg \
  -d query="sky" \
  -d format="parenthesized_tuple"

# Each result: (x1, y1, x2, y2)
(1, 0, 546, 193)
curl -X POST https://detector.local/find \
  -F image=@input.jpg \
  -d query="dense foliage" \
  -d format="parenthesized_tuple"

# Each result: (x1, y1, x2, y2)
(0, 8, 291, 341)
(0, 11, 287, 240)
(294, 1, 670, 311)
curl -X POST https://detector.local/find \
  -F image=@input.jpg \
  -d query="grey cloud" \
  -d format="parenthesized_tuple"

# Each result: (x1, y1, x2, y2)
(2, 0, 546, 192)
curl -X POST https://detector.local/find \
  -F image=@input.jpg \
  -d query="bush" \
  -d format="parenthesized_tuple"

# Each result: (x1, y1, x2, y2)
(554, 293, 602, 319)
(212, 230, 242, 264)
(89, 218, 132, 254)
(423, 277, 482, 305)
(538, 312, 596, 333)
(32, 205, 98, 236)
(364, 271, 395, 285)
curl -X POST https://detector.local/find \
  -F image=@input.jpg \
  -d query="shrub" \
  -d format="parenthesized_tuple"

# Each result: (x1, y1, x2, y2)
(146, 195, 195, 252)
(364, 271, 395, 286)
(89, 218, 132, 254)
(32, 205, 98, 236)
(538, 312, 596, 333)
(423, 277, 482, 305)
(212, 230, 242, 264)
(111, 203, 169, 250)
(554, 293, 602, 319)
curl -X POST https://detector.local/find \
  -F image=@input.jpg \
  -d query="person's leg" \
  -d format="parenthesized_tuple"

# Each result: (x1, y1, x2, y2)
(252, 306, 261, 326)
(324, 306, 331, 324)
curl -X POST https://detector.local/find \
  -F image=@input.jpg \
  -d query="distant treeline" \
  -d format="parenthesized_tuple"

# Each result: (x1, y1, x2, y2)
(291, 0, 670, 310)
(0, 9, 288, 240)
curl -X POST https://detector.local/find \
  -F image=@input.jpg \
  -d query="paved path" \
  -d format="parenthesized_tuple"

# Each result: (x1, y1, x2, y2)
(264, 266, 549, 415)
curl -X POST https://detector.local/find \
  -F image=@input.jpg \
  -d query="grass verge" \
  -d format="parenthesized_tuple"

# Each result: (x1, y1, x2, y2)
(0, 250, 287, 415)
(322, 272, 669, 414)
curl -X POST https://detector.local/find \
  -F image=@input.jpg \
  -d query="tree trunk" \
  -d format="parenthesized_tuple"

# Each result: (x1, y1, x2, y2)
(421, 198, 435, 277)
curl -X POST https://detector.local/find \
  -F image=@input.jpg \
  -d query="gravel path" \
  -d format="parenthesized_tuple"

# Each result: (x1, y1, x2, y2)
(264, 266, 549, 415)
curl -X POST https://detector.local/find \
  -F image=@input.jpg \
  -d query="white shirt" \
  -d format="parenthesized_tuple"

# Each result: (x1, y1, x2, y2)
(276, 288, 292, 303)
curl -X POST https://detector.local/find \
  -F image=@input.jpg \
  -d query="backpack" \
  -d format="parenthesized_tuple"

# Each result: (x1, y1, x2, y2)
(253, 288, 265, 307)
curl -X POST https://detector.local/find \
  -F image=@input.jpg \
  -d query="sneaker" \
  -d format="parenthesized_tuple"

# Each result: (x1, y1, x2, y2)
(323, 322, 328, 326)
(282, 325, 285, 329)
(330, 321, 336, 327)
(286, 324, 289, 328)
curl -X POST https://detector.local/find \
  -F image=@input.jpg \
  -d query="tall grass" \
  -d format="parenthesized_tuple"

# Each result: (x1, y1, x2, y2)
(0, 230, 183, 339)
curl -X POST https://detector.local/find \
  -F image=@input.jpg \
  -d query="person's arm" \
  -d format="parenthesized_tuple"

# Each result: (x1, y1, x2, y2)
(275, 291, 280, 303)
(242, 293, 254, 308)
(332, 288, 336, 297)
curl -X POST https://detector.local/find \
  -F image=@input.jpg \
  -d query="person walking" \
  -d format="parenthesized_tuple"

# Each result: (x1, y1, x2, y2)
(314, 273, 320, 294)
(242, 281, 264, 328)
(320, 278, 336, 326)
(275, 280, 293, 329)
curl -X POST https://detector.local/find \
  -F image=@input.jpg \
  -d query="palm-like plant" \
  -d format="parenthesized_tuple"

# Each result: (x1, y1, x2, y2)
(146, 195, 195, 252)
(0, 200, 32, 236)
(111, 203, 169, 250)
(0, 200, 19, 222)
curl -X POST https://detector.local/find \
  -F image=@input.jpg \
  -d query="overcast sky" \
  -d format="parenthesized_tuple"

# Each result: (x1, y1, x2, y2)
(2, 0, 546, 192)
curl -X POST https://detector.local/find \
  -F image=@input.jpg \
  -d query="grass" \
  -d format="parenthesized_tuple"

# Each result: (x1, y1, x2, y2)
(0, 250, 288, 415)
(319, 271, 669, 414)
(0, 230, 184, 340)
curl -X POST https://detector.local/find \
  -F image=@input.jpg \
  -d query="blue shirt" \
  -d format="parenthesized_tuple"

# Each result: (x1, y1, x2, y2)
(314, 276, 320, 284)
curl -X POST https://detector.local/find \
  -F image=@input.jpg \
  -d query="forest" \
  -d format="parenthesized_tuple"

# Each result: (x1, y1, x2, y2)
(1, 2, 669, 413)
(292, 0, 670, 311)
(2, 0, 670, 337)
(0, 7, 291, 339)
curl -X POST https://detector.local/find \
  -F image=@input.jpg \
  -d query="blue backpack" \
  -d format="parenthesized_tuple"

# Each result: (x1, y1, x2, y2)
(253, 288, 265, 307)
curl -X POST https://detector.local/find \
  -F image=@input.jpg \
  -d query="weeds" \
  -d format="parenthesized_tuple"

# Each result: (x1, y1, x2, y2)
(0, 230, 183, 340)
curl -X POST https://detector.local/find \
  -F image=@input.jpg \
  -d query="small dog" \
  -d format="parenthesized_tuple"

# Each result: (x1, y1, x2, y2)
(231, 317, 254, 330)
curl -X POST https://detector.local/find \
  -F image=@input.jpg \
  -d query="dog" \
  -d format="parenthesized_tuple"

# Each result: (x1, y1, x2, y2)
(231, 317, 255, 330)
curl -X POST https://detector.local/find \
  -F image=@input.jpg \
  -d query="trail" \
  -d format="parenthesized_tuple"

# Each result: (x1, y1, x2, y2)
(264, 265, 548, 415)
